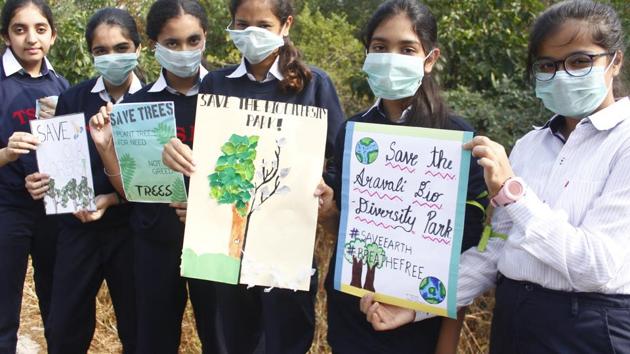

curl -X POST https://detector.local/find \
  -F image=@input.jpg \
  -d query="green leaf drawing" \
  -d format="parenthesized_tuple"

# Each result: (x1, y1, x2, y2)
(170, 177, 187, 202)
(153, 121, 175, 145)
(344, 238, 366, 264)
(208, 134, 259, 216)
(365, 243, 386, 269)
(119, 153, 136, 188)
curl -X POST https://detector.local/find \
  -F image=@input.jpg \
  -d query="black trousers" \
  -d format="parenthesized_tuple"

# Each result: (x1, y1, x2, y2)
(209, 266, 318, 354)
(46, 223, 136, 354)
(0, 205, 57, 354)
(134, 206, 218, 354)
(491, 274, 630, 354)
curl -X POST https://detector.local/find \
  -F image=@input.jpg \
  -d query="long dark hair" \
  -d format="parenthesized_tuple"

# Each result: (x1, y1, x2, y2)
(229, 0, 312, 93)
(1, 0, 55, 37)
(146, 0, 209, 41)
(527, 0, 627, 97)
(363, 0, 447, 129)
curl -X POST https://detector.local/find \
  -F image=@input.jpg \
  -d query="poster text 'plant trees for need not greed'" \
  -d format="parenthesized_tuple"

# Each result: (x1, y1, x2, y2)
(334, 122, 472, 319)
(110, 101, 187, 203)
(182, 94, 327, 291)
(30, 113, 96, 215)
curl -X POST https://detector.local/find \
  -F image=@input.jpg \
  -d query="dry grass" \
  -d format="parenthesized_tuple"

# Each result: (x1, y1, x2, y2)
(19, 230, 493, 353)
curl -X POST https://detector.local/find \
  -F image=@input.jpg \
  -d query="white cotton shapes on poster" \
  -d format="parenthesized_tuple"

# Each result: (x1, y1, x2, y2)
(276, 186, 291, 195)
(280, 168, 290, 178)
(276, 137, 287, 146)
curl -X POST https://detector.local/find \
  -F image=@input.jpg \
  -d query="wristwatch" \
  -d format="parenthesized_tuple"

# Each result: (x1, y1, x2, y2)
(490, 177, 525, 207)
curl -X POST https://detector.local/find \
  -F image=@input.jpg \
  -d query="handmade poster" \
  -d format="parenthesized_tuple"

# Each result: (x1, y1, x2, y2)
(30, 113, 96, 215)
(334, 122, 472, 318)
(182, 94, 327, 291)
(109, 101, 187, 203)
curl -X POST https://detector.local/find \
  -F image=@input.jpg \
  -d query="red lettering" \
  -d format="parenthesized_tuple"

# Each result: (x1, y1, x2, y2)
(11, 109, 36, 125)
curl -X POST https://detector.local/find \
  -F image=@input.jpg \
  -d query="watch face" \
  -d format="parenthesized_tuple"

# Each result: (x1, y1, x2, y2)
(506, 180, 523, 195)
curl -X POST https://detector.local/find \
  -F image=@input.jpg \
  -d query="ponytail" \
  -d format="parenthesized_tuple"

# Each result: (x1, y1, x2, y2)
(277, 36, 312, 93)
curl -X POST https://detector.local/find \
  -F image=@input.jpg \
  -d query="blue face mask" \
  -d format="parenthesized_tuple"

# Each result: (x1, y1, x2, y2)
(362, 51, 433, 100)
(226, 26, 285, 64)
(535, 56, 615, 118)
(94, 53, 138, 86)
(154, 43, 203, 78)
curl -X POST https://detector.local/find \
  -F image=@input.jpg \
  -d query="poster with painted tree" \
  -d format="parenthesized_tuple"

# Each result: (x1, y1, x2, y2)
(30, 113, 96, 215)
(334, 122, 472, 319)
(109, 101, 187, 203)
(182, 94, 327, 291)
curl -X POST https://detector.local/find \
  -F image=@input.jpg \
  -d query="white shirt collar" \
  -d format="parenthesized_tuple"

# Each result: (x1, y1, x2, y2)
(361, 98, 411, 123)
(226, 57, 284, 83)
(586, 97, 630, 131)
(90, 73, 143, 104)
(148, 66, 209, 96)
(538, 97, 630, 134)
(2, 48, 55, 77)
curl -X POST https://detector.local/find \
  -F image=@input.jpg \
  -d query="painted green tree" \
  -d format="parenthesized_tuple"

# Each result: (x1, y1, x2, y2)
(77, 176, 94, 210)
(119, 153, 136, 189)
(45, 178, 61, 213)
(208, 134, 259, 258)
(61, 178, 78, 210)
(344, 238, 366, 288)
(363, 243, 386, 292)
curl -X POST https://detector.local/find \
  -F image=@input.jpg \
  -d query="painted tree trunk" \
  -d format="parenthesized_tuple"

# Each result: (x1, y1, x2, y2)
(351, 259, 363, 288)
(228, 203, 248, 258)
(364, 266, 376, 291)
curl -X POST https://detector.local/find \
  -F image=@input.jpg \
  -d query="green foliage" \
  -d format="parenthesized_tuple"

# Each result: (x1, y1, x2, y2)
(119, 153, 136, 188)
(365, 242, 385, 269)
(170, 177, 187, 203)
(153, 121, 175, 145)
(208, 134, 259, 216)
(343, 238, 366, 263)
(293, 5, 370, 115)
(427, 0, 545, 90)
(445, 78, 549, 150)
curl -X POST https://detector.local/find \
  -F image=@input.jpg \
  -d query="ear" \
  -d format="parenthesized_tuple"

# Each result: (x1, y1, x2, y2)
(149, 39, 156, 50)
(281, 15, 293, 37)
(3, 34, 11, 47)
(50, 31, 57, 46)
(611, 50, 624, 77)
(424, 48, 441, 74)
(135, 44, 142, 56)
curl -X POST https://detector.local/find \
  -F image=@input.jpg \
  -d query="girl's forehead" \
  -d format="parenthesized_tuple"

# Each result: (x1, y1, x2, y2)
(159, 14, 204, 37)
(10, 4, 48, 25)
(538, 20, 605, 57)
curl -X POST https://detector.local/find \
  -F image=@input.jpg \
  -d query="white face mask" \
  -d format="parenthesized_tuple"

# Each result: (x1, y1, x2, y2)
(535, 53, 616, 118)
(154, 43, 203, 78)
(226, 25, 285, 64)
(362, 50, 434, 100)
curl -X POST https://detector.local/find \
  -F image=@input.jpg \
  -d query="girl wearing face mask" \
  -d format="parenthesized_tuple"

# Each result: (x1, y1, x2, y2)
(89, 0, 211, 352)
(0, 0, 69, 352)
(161, 0, 345, 352)
(21, 8, 142, 353)
(362, 1, 630, 353)
(316, 1, 487, 353)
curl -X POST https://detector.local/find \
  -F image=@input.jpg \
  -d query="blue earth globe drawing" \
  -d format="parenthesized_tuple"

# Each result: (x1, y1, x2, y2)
(355, 137, 379, 165)
(419, 276, 446, 304)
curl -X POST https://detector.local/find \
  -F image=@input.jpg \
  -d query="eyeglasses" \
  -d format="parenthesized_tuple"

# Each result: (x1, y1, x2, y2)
(532, 52, 615, 81)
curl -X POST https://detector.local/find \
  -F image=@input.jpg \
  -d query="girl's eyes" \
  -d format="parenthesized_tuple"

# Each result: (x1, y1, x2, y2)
(402, 47, 416, 54)
(36, 26, 48, 34)
(189, 38, 201, 45)
(371, 45, 385, 52)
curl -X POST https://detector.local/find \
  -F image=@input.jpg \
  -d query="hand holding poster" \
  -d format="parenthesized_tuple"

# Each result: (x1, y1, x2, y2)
(109, 102, 187, 203)
(182, 94, 327, 291)
(30, 113, 96, 215)
(334, 122, 472, 318)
